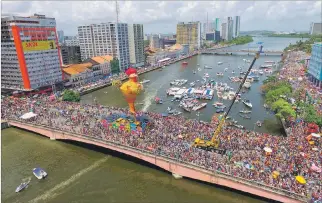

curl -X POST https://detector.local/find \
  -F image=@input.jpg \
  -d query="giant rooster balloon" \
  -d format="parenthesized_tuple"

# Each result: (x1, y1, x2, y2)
(120, 68, 143, 114)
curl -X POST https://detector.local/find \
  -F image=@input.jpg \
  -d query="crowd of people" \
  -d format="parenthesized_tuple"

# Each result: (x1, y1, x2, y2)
(2, 51, 321, 202)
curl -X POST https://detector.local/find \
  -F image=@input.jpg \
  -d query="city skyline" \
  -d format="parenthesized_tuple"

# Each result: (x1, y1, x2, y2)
(2, 1, 321, 35)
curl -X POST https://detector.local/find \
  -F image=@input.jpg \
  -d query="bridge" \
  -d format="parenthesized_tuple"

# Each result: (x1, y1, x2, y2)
(6, 120, 306, 203)
(201, 49, 283, 56)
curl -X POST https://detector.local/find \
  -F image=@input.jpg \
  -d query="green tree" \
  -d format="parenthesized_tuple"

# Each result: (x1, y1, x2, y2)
(110, 58, 120, 74)
(265, 85, 292, 104)
(144, 40, 150, 47)
(62, 90, 80, 102)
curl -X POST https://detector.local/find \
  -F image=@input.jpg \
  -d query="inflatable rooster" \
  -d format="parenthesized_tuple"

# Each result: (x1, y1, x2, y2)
(120, 68, 143, 114)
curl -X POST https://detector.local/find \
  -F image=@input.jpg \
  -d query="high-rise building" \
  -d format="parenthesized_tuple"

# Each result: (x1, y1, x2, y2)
(308, 43, 322, 88)
(215, 18, 221, 31)
(150, 35, 160, 49)
(221, 23, 227, 40)
(60, 45, 81, 65)
(57, 30, 64, 44)
(227, 17, 234, 41)
(176, 21, 201, 51)
(128, 24, 144, 67)
(1, 14, 63, 90)
(64, 35, 79, 46)
(233, 16, 240, 38)
(77, 23, 130, 70)
(310, 23, 322, 35)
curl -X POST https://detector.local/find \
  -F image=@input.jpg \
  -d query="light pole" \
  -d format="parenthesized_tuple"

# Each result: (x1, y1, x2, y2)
(196, 111, 201, 123)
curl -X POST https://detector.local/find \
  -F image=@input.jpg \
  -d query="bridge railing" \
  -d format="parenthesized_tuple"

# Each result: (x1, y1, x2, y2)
(7, 119, 307, 202)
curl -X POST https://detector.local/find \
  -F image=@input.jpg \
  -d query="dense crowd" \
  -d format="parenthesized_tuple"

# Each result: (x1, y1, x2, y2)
(2, 51, 321, 202)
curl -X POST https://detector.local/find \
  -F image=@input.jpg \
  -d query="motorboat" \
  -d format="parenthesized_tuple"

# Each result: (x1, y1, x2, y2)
(192, 103, 207, 111)
(198, 68, 201, 71)
(190, 82, 196, 87)
(239, 113, 251, 119)
(15, 179, 30, 193)
(232, 70, 235, 74)
(216, 72, 224, 76)
(213, 102, 224, 108)
(258, 71, 264, 75)
(173, 111, 182, 116)
(140, 79, 150, 84)
(33, 167, 48, 180)
(193, 71, 196, 74)
(182, 61, 188, 65)
(233, 124, 245, 129)
(240, 71, 246, 75)
(216, 108, 224, 113)
(204, 66, 212, 69)
(243, 82, 251, 89)
(242, 100, 253, 108)
(204, 73, 210, 78)
(155, 97, 163, 104)
(239, 110, 252, 114)
(224, 68, 228, 72)
(217, 62, 223, 65)
(256, 121, 262, 127)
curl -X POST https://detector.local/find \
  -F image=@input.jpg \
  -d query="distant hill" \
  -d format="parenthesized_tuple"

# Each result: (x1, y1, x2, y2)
(240, 30, 275, 36)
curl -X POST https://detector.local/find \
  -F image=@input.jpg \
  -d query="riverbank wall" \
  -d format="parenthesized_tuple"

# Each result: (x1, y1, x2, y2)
(80, 53, 198, 96)
(7, 120, 307, 203)
(1, 121, 9, 130)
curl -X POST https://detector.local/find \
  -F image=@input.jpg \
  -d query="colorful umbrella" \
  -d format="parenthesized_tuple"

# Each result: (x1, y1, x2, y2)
(295, 176, 306, 184)
(264, 147, 272, 153)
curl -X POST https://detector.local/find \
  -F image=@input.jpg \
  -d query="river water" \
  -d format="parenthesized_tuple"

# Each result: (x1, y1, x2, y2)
(2, 37, 305, 203)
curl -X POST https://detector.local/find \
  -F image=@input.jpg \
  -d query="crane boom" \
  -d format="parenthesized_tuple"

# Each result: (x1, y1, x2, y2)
(211, 45, 263, 144)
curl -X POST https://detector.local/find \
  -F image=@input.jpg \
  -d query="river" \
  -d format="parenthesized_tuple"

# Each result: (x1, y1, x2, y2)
(2, 37, 304, 203)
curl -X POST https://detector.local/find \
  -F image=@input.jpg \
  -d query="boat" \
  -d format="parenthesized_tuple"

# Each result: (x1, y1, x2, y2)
(173, 111, 182, 116)
(217, 62, 223, 65)
(213, 102, 224, 108)
(182, 61, 188, 65)
(258, 71, 264, 75)
(190, 82, 196, 87)
(224, 68, 228, 72)
(140, 79, 150, 84)
(204, 73, 209, 78)
(242, 100, 253, 108)
(193, 71, 196, 74)
(172, 173, 183, 179)
(256, 121, 262, 127)
(233, 124, 245, 129)
(243, 82, 251, 89)
(240, 71, 246, 75)
(263, 104, 269, 108)
(33, 167, 48, 179)
(239, 113, 251, 119)
(192, 103, 207, 111)
(216, 108, 224, 113)
(198, 68, 201, 71)
(239, 110, 252, 114)
(216, 72, 224, 76)
(204, 66, 212, 69)
(15, 179, 30, 193)
(232, 70, 235, 74)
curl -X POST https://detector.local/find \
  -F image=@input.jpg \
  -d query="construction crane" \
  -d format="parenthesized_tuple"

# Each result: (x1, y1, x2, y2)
(193, 45, 264, 154)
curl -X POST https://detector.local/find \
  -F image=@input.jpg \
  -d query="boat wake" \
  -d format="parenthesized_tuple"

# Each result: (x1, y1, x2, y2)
(141, 89, 158, 112)
(28, 157, 109, 203)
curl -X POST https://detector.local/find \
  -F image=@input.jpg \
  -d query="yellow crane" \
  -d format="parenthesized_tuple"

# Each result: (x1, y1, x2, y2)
(193, 45, 264, 154)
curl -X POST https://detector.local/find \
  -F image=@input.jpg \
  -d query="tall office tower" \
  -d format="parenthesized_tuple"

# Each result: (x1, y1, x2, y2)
(149, 35, 160, 49)
(227, 17, 234, 41)
(128, 24, 144, 67)
(77, 22, 130, 70)
(310, 23, 322, 35)
(57, 30, 64, 44)
(60, 45, 81, 65)
(1, 14, 63, 90)
(215, 18, 221, 31)
(233, 16, 240, 38)
(176, 21, 201, 51)
(221, 22, 227, 40)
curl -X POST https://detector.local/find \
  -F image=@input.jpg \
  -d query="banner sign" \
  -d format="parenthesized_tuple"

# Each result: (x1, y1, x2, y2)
(22, 40, 57, 52)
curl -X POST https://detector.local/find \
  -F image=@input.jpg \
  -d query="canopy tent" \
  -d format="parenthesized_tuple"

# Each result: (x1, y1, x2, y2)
(263, 147, 272, 153)
(20, 112, 37, 120)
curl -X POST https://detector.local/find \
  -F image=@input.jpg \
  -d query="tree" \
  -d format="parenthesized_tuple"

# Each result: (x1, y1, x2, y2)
(110, 58, 120, 74)
(144, 40, 150, 47)
(265, 86, 292, 104)
(62, 90, 80, 102)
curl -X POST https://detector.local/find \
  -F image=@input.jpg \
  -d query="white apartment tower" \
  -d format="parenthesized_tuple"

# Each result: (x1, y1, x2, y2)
(233, 16, 240, 38)
(227, 17, 234, 41)
(77, 22, 130, 70)
(1, 14, 63, 90)
(128, 24, 144, 67)
(221, 22, 227, 40)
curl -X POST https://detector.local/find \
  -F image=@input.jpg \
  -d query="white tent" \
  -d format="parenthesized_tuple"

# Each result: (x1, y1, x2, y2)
(20, 112, 38, 120)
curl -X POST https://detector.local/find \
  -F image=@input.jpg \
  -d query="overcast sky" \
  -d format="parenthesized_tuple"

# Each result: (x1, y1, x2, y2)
(2, 1, 321, 35)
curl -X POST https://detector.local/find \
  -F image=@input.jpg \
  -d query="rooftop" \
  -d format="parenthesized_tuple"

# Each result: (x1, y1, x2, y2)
(91, 55, 113, 64)
(62, 63, 93, 75)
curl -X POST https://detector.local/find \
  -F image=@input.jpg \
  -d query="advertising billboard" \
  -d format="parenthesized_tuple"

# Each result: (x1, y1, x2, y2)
(22, 40, 57, 52)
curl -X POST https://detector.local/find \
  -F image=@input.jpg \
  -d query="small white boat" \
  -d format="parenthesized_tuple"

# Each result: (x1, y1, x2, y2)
(140, 79, 150, 84)
(33, 167, 47, 179)
(192, 103, 207, 111)
(218, 62, 223, 65)
(172, 173, 183, 179)
(240, 110, 252, 114)
(243, 82, 251, 89)
(258, 71, 264, 75)
(216, 72, 224, 76)
(198, 68, 201, 71)
(15, 179, 30, 193)
(190, 82, 196, 87)
(204, 73, 209, 78)
(256, 121, 262, 127)
(193, 71, 196, 74)
(232, 70, 235, 74)
(224, 68, 228, 72)
(242, 100, 252, 108)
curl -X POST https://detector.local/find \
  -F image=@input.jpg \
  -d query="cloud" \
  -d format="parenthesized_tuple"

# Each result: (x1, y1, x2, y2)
(2, 1, 321, 35)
